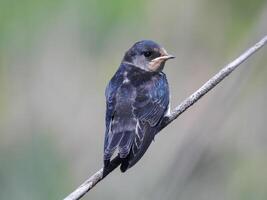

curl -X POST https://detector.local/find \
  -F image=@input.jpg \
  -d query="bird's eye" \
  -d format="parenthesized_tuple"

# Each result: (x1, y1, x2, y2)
(143, 51, 152, 57)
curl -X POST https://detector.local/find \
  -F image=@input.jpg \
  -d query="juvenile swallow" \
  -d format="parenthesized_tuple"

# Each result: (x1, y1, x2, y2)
(103, 40, 174, 173)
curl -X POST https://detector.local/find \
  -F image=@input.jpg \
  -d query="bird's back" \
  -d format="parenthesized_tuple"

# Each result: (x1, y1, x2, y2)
(104, 63, 169, 171)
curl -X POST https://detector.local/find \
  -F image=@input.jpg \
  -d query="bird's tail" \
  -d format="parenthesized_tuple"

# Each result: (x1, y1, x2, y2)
(103, 155, 130, 175)
(103, 156, 122, 177)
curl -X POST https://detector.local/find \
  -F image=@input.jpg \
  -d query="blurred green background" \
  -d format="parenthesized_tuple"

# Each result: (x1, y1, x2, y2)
(0, 0, 267, 199)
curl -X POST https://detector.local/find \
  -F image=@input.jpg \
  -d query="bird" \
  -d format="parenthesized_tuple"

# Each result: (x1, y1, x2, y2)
(103, 40, 174, 173)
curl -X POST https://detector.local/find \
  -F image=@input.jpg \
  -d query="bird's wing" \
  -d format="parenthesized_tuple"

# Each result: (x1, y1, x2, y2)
(133, 73, 169, 127)
(104, 71, 136, 160)
(103, 76, 119, 159)
(128, 73, 169, 168)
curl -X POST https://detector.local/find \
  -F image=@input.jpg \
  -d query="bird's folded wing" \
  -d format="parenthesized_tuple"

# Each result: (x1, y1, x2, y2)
(133, 74, 169, 127)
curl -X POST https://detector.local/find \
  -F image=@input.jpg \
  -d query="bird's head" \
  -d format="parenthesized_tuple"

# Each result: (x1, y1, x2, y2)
(122, 40, 175, 72)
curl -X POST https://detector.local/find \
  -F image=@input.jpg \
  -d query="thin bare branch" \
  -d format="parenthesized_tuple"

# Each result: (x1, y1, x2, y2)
(159, 35, 267, 130)
(63, 35, 267, 200)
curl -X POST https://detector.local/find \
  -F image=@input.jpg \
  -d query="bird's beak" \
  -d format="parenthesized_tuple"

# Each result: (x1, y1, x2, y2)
(148, 48, 175, 71)
(151, 48, 175, 63)
(157, 54, 175, 61)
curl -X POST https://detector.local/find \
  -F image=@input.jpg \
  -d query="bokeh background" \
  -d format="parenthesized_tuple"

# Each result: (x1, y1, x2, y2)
(0, 0, 267, 199)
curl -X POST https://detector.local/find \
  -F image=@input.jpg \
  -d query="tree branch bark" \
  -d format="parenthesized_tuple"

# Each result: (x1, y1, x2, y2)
(63, 35, 267, 200)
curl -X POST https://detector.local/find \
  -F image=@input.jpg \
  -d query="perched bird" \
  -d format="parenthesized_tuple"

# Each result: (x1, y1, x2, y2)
(103, 40, 174, 173)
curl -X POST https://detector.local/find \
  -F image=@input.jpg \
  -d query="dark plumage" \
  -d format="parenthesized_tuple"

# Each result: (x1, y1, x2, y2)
(103, 40, 174, 172)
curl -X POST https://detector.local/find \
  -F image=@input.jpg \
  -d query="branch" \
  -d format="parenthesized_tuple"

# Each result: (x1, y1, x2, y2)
(63, 35, 267, 200)
(158, 35, 267, 130)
